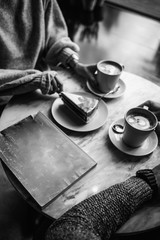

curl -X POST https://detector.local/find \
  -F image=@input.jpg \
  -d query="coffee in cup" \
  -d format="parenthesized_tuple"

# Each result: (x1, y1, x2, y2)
(122, 107, 158, 148)
(96, 60, 124, 93)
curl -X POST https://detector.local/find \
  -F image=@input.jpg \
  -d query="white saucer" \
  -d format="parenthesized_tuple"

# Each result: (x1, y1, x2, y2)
(51, 92, 108, 132)
(108, 118, 158, 156)
(86, 79, 126, 98)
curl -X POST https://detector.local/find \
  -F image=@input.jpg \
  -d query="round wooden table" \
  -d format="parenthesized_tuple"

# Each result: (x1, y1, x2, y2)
(1, 70, 160, 236)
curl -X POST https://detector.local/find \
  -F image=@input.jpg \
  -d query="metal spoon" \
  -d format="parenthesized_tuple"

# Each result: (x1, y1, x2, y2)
(112, 124, 124, 134)
(102, 85, 120, 98)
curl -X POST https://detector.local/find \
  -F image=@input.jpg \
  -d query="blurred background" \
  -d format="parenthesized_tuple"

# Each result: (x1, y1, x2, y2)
(57, 0, 160, 87)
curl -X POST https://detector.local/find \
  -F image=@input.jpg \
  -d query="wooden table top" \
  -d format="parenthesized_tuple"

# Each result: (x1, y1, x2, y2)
(1, 69, 160, 235)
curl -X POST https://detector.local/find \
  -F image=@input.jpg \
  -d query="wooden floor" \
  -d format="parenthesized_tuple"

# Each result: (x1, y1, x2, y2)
(59, 1, 160, 87)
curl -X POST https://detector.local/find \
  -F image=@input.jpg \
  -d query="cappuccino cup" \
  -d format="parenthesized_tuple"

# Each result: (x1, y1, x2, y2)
(96, 60, 124, 93)
(122, 107, 158, 148)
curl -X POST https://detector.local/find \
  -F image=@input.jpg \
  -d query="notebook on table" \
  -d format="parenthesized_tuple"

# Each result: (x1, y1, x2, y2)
(0, 112, 96, 209)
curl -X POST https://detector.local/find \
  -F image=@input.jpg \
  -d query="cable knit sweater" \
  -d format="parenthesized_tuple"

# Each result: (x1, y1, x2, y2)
(45, 177, 153, 240)
(0, 0, 77, 95)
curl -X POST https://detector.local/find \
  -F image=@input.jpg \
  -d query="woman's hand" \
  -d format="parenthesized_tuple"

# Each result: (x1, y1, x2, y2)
(46, 37, 80, 68)
(138, 100, 160, 135)
(74, 62, 98, 87)
(40, 71, 63, 94)
(50, 74, 63, 94)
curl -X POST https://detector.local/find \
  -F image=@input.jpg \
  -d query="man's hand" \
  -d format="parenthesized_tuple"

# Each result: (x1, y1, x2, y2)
(138, 100, 160, 135)
(138, 100, 160, 120)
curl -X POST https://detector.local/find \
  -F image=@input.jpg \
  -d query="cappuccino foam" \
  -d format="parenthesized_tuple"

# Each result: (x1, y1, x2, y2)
(99, 63, 121, 75)
(127, 114, 152, 130)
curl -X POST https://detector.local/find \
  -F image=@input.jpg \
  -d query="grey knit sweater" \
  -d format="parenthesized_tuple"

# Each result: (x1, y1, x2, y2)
(0, 0, 76, 95)
(45, 177, 153, 240)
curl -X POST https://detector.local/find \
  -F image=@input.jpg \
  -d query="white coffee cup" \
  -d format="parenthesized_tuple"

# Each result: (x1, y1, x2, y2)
(122, 107, 158, 148)
(96, 60, 124, 93)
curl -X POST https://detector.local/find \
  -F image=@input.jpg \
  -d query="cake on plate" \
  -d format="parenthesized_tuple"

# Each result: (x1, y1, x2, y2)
(60, 92, 100, 123)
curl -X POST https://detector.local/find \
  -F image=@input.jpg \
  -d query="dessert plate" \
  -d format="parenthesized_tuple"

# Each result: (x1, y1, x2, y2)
(51, 92, 108, 132)
(108, 118, 158, 156)
(87, 79, 126, 98)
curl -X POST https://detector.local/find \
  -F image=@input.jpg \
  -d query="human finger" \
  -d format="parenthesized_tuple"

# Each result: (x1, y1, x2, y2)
(75, 63, 97, 84)
(138, 100, 160, 112)
(68, 42, 80, 53)
(48, 76, 58, 94)
(138, 100, 151, 108)
(138, 100, 160, 119)
(87, 64, 97, 75)
(86, 65, 98, 87)
(54, 75, 63, 93)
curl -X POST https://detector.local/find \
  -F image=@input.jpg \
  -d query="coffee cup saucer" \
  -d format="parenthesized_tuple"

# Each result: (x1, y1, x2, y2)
(108, 118, 158, 156)
(86, 78, 126, 99)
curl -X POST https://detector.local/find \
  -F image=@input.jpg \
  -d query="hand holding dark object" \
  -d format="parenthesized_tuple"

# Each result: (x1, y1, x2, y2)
(138, 100, 160, 135)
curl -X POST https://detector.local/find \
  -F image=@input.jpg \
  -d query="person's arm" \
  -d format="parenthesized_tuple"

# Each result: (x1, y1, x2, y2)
(45, 176, 153, 240)
(45, 101, 160, 240)
(42, 0, 100, 85)
(44, 0, 80, 68)
(0, 69, 62, 95)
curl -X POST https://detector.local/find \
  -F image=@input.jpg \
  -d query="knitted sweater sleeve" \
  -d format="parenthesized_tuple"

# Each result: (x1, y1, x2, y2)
(0, 69, 58, 95)
(44, 0, 80, 68)
(45, 177, 153, 240)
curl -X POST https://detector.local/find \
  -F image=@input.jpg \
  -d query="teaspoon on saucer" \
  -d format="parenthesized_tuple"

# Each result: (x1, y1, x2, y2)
(101, 85, 120, 98)
(112, 124, 124, 134)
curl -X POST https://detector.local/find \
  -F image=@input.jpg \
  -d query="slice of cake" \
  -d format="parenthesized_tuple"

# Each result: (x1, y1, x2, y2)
(60, 92, 100, 123)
